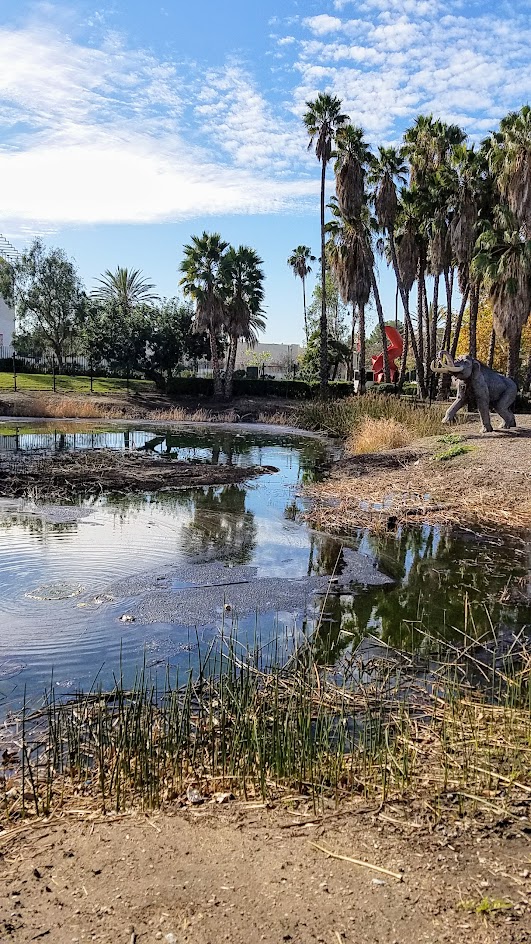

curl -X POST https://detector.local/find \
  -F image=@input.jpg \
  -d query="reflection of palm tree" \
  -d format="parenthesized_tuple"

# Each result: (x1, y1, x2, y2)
(182, 485, 257, 564)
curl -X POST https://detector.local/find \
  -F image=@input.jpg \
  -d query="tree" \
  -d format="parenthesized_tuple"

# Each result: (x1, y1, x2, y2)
(180, 232, 229, 398)
(487, 105, 531, 237)
(472, 207, 531, 378)
(368, 146, 426, 391)
(334, 126, 391, 383)
(81, 299, 152, 373)
(306, 270, 349, 343)
(7, 239, 86, 367)
(221, 246, 266, 399)
(303, 93, 348, 395)
(298, 330, 350, 382)
(146, 298, 211, 382)
(92, 267, 158, 311)
(287, 245, 315, 343)
(456, 296, 531, 374)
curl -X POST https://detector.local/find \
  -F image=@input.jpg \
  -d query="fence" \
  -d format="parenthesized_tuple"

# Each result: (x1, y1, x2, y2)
(0, 347, 154, 394)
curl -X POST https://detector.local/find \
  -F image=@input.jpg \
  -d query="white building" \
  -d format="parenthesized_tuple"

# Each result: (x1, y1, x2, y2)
(234, 341, 302, 379)
(0, 295, 14, 350)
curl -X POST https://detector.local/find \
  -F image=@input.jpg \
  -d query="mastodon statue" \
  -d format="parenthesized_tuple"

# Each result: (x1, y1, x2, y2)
(430, 351, 517, 432)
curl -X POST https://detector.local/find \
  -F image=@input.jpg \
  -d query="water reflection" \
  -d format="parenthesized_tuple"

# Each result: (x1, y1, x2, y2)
(315, 525, 531, 663)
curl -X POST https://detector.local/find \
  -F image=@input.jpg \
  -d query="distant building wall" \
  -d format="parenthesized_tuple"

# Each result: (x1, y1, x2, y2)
(0, 296, 14, 348)
(235, 341, 302, 379)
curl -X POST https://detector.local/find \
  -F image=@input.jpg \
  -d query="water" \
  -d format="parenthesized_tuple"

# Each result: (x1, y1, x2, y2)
(0, 421, 529, 714)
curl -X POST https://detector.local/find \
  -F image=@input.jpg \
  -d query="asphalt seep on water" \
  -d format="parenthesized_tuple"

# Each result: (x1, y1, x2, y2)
(0, 421, 529, 716)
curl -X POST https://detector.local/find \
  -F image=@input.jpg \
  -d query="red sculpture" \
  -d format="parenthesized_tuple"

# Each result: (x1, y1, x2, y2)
(371, 325, 404, 383)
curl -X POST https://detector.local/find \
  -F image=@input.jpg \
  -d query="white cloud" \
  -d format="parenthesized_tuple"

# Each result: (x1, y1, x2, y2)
(0, 24, 316, 233)
(303, 15, 343, 36)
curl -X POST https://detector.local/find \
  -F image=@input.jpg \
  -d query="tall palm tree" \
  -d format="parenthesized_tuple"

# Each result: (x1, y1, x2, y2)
(287, 245, 316, 343)
(221, 246, 266, 400)
(326, 200, 371, 391)
(334, 126, 391, 383)
(472, 207, 531, 378)
(487, 106, 531, 236)
(303, 93, 348, 395)
(92, 267, 158, 311)
(179, 232, 229, 398)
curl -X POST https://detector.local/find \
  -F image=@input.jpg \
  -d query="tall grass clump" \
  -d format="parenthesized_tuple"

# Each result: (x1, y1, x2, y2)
(296, 394, 445, 441)
(347, 418, 412, 454)
(2, 624, 530, 823)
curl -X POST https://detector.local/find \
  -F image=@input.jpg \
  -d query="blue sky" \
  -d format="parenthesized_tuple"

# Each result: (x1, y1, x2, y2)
(1, 0, 530, 343)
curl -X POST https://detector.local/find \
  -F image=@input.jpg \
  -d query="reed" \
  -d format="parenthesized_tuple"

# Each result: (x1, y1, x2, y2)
(1, 622, 529, 824)
(296, 395, 445, 440)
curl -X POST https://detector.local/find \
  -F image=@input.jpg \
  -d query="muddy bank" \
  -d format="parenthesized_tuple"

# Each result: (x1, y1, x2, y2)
(1, 801, 529, 944)
(306, 415, 531, 535)
(0, 449, 277, 499)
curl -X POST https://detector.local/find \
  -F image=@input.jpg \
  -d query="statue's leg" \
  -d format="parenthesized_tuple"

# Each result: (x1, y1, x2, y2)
(477, 396, 494, 433)
(494, 388, 517, 429)
(443, 383, 467, 424)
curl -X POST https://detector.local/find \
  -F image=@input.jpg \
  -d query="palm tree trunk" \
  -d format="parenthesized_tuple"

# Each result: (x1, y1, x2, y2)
(358, 303, 366, 395)
(398, 315, 409, 389)
(302, 277, 309, 344)
(319, 159, 328, 396)
(365, 250, 390, 383)
(443, 283, 470, 399)
(442, 267, 453, 350)
(429, 272, 440, 399)
(469, 281, 479, 359)
(348, 303, 357, 382)
(487, 329, 496, 369)
(450, 284, 470, 358)
(388, 233, 427, 397)
(507, 332, 521, 380)
(209, 327, 223, 398)
(223, 335, 238, 400)
(417, 262, 424, 372)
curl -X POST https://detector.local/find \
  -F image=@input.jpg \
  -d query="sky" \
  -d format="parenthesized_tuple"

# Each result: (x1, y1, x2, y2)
(1, 0, 530, 343)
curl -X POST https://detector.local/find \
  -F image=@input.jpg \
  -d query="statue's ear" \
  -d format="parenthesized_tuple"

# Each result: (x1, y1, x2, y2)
(471, 359, 481, 377)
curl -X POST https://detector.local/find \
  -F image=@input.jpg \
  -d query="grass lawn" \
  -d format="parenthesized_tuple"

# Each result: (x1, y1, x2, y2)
(0, 372, 156, 394)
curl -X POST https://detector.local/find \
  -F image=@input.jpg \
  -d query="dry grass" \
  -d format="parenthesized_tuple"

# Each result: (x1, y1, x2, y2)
(347, 418, 413, 455)
(257, 411, 291, 426)
(306, 450, 531, 534)
(296, 394, 446, 440)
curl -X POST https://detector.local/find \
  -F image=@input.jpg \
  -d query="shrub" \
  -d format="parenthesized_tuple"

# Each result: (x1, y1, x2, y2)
(347, 417, 412, 454)
(164, 376, 355, 400)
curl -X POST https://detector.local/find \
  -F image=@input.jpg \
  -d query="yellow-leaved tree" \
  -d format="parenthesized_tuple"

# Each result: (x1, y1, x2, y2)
(457, 298, 531, 378)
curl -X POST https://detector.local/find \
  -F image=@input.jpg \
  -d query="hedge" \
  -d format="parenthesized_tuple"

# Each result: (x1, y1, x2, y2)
(164, 376, 358, 399)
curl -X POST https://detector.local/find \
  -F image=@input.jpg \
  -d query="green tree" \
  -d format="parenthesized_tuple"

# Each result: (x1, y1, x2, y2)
(487, 105, 531, 237)
(179, 232, 229, 398)
(221, 246, 266, 399)
(7, 239, 86, 367)
(287, 245, 316, 343)
(298, 329, 350, 382)
(472, 206, 531, 378)
(303, 93, 348, 395)
(92, 267, 158, 311)
(333, 126, 391, 383)
(146, 298, 211, 382)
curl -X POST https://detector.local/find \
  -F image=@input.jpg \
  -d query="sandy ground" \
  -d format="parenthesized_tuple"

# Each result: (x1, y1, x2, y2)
(1, 801, 530, 944)
(307, 415, 531, 534)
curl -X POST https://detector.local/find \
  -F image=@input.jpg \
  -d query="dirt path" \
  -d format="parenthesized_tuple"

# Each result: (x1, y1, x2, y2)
(1, 802, 529, 944)
(307, 415, 531, 534)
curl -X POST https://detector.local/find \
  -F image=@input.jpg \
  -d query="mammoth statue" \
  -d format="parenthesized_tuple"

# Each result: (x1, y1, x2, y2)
(430, 351, 517, 433)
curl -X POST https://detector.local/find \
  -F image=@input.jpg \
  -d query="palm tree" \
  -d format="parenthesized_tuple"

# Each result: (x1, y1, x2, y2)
(179, 232, 229, 398)
(487, 106, 531, 236)
(326, 200, 371, 391)
(221, 246, 266, 399)
(472, 207, 531, 378)
(92, 267, 158, 311)
(287, 246, 316, 343)
(334, 126, 391, 383)
(303, 93, 348, 395)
